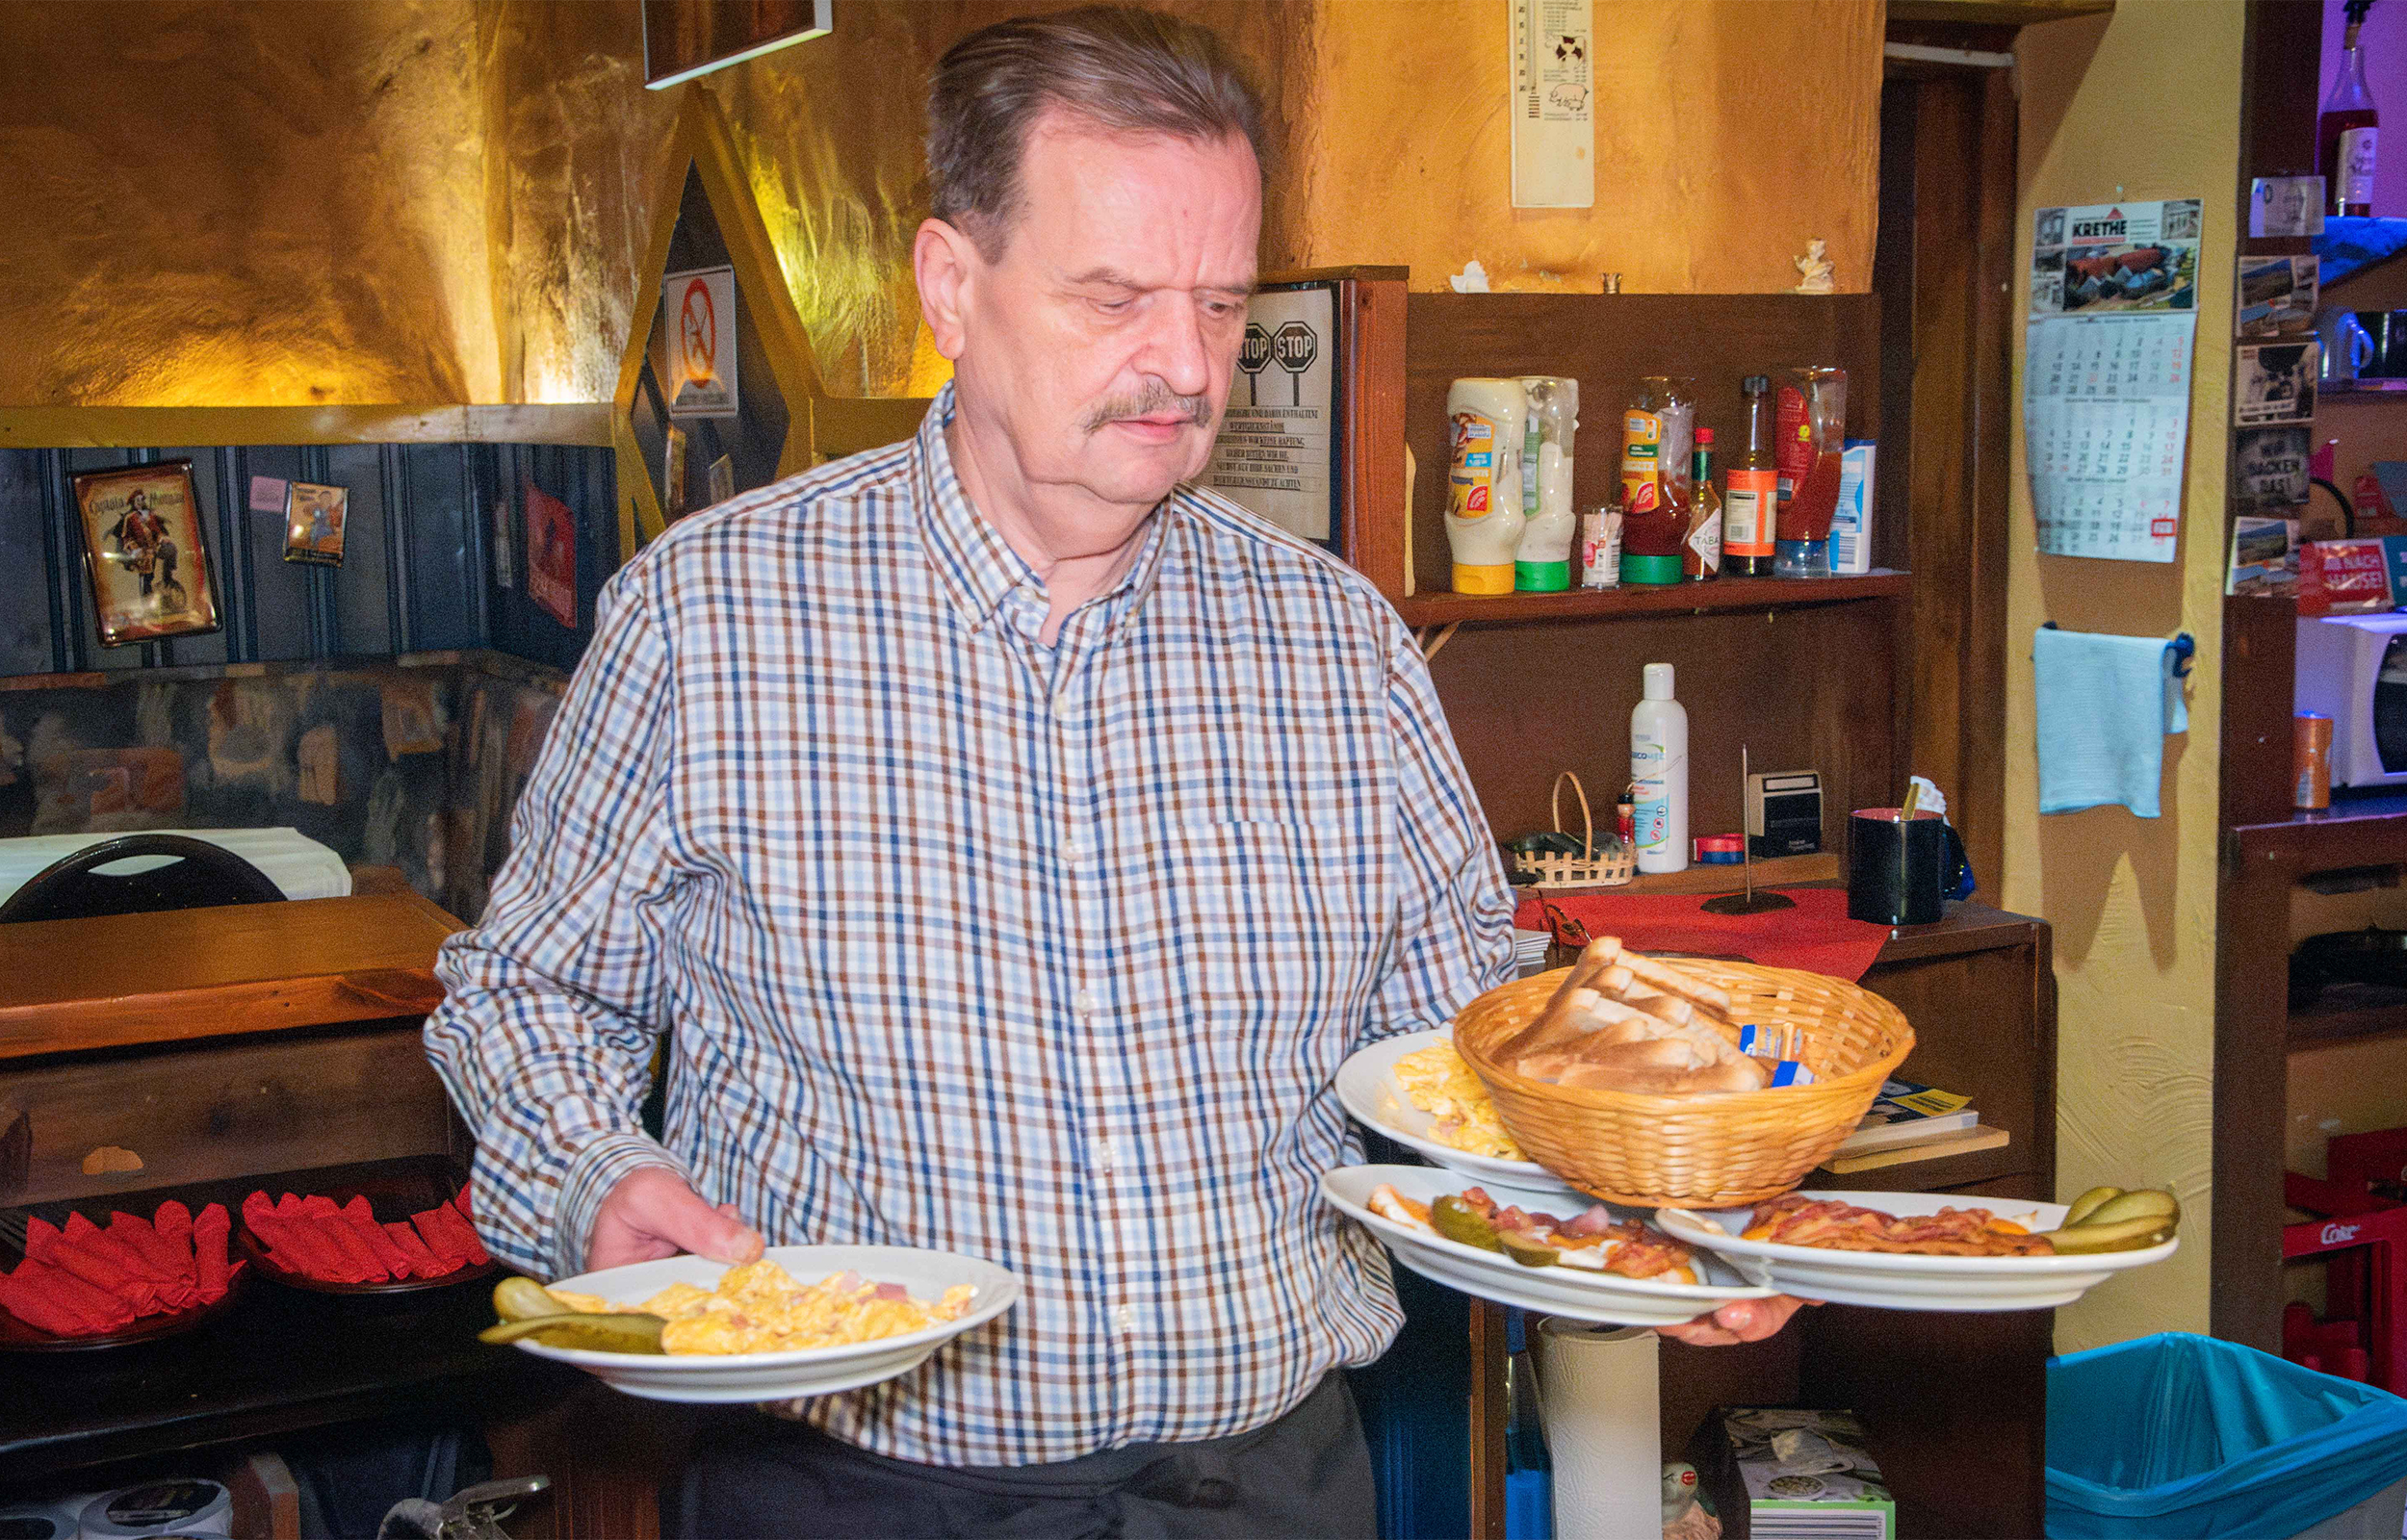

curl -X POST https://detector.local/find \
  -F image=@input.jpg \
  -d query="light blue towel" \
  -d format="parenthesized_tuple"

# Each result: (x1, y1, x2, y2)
(2033, 627, 2189, 818)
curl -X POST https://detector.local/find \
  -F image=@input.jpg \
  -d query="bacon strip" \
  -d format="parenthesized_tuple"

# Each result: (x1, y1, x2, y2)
(1747, 1194, 2053, 1257)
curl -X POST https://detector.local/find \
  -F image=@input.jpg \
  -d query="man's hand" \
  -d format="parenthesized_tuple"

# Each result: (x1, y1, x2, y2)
(1657, 1295, 1810, 1347)
(587, 1167, 766, 1271)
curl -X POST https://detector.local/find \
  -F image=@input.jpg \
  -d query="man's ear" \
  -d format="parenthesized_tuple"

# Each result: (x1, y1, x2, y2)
(914, 218, 981, 362)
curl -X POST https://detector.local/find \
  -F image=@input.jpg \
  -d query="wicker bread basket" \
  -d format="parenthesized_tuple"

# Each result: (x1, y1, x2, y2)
(1451, 962, 1915, 1209)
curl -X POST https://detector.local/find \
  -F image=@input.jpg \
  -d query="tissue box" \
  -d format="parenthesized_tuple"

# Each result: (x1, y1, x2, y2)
(1721, 1408, 1897, 1540)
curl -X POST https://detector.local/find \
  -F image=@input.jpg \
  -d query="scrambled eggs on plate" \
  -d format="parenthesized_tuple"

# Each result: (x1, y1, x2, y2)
(548, 1260, 975, 1356)
(1393, 1041, 1528, 1162)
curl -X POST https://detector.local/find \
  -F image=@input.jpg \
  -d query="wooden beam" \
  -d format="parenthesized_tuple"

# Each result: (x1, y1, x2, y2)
(0, 404, 613, 449)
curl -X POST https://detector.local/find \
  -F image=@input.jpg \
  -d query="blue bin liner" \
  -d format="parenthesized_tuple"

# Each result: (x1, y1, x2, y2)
(2048, 1332, 2407, 1538)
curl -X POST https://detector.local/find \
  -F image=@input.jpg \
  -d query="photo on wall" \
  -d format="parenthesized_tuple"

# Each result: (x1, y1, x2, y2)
(282, 481, 349, 567)
(69, 460, 220, 647)
(2236, 342, 2321, 426)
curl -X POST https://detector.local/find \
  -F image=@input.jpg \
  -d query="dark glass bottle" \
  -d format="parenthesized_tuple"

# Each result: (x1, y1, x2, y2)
(2321, 0, 2380, 218)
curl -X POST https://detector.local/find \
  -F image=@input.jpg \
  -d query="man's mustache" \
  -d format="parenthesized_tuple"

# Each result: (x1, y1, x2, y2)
(1081, 383, 1210, 434)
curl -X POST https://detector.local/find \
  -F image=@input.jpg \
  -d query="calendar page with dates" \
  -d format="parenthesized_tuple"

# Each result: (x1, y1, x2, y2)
(2023, 197, 2203, 563)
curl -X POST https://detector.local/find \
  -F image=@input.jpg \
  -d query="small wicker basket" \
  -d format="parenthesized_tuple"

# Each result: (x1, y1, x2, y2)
(1509, 772, 1634, 891)
(1452, 962, 1915, 1209)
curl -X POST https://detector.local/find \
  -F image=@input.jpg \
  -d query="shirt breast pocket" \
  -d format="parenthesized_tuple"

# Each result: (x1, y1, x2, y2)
(1165, 819, 1385, 1040)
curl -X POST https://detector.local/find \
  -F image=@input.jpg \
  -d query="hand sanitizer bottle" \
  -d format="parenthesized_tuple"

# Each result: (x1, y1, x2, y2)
(1631, 662, 1689, 874)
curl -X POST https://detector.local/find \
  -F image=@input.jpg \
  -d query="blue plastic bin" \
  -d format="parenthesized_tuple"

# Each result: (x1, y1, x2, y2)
(2048, 1332, 2407, 1538)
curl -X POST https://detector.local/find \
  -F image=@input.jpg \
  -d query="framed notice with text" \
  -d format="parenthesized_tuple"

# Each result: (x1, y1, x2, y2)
(1198, 268, 1407, 575)
(1204, 280, 1342, 551)
(663, 265, 739, 419)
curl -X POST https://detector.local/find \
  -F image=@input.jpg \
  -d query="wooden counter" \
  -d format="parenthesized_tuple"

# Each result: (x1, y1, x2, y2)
(0, 871, 454, 1062)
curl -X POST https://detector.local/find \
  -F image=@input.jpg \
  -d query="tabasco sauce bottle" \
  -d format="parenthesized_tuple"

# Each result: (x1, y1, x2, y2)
(1721, 376, 1777, 578)
(1684, 429, 1722, 579)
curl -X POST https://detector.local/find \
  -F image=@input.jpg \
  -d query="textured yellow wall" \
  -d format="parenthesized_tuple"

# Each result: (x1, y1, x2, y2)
(1290, 0, 1881, 295)
(0, 0, 1880, 407)
(2003, 3, 2243, 1351)
(0, 0, 502, 405)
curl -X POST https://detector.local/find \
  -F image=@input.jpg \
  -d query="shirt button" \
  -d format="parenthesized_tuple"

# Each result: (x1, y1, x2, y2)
(1091, 1138, 1118, 1174)
(1114, 1304, 1138, 1334)
(1063, 834, 1084, 860)
(1073, 988, 1099, 1017)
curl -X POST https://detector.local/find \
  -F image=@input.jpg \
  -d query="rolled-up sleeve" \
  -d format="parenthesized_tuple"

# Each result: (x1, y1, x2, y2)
(425, 565, 686, 1280)
(1362, 629, 1516, 1047)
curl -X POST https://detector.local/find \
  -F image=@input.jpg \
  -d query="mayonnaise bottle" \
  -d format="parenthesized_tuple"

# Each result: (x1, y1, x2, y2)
(1445, 378, 1527, 595)
(1514, 376, 1579, 592)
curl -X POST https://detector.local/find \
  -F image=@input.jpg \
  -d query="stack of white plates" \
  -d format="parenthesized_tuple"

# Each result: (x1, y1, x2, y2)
(1513, 927, 1555, 978)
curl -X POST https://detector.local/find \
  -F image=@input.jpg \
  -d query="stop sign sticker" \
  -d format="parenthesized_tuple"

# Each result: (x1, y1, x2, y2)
(1273, 321, 1318, 373)
(1238, 322, 1273, 375)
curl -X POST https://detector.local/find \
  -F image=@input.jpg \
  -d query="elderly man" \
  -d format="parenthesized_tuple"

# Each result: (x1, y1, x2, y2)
(426, 8, 1797, 1535)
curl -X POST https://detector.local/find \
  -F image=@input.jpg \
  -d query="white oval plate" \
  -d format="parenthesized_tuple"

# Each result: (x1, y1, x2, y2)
(1655, 1191, 2179, 1313)
(1322, 1165, 1773, 1326)
(1335, 1030, 1584, 1198)
(503, 1245, 1022, 1403)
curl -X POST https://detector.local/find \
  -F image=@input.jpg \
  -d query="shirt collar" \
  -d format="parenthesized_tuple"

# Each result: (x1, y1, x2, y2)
(913, 381, 1180, 636)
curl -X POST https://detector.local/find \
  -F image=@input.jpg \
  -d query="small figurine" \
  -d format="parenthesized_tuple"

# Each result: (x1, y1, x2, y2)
(1664, 1461, 1721, 1540)
(1793, 238, 1835, 295)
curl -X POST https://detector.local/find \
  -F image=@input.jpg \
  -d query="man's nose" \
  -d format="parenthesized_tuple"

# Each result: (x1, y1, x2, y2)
(1136, 296, 1212, 401)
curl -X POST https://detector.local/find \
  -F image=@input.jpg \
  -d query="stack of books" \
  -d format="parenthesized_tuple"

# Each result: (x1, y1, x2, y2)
(1820, 1078, 2006, 1175)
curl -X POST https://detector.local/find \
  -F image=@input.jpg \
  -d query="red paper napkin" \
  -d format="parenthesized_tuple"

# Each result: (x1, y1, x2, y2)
(0, 1197, 237, 1338)
(1514, 886, 1892, 983)
(238, 1188, 485, 1284)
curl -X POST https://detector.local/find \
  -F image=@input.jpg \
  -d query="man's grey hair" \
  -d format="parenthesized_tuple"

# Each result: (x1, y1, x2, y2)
(926, 6, 1267, 259)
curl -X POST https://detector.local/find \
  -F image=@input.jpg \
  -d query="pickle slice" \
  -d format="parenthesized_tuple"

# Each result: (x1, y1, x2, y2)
(1500, 1236, 1562, 1269)
(492, 1276, 565, 1322)
(1430, 1195, 1504, 1253)
(2039, 1216, 2174, 1254)
(2061, 1187, 2123, 1227)
(2083, 1190, 2179, 1228)
(479, 1311, 669, 1353)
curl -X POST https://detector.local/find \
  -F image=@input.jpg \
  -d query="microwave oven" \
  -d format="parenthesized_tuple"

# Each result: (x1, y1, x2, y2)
(2297, 613, 2407, 789)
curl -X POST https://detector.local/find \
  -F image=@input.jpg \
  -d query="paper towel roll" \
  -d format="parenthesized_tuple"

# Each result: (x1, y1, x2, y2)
(1536, 1320, 1661, 1540)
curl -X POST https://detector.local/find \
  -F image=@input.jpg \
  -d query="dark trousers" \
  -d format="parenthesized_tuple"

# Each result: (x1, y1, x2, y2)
(669, 1373, 1379, 1539)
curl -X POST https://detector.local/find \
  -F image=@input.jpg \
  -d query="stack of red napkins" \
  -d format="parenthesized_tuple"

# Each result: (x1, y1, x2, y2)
(240, 1186, 489, 1284)
(0, 1201, 236, 1337)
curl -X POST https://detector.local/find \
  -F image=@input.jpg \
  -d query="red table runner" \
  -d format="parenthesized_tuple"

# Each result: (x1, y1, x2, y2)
(1514, 886, 1891, 982)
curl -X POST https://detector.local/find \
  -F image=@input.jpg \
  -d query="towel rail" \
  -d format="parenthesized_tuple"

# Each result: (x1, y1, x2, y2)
(2035, 622, 2195, 678)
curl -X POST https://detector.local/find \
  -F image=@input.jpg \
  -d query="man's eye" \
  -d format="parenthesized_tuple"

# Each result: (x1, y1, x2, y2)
(1093, 297, 1134, 316)
(1204, 300, 1241, 320)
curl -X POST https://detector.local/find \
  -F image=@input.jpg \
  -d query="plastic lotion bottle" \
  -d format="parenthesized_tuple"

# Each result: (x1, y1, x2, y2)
(1631, 662, 1689, 874)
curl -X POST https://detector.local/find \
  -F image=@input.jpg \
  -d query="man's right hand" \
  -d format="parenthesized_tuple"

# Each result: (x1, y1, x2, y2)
(587, 1167, 766, 1271)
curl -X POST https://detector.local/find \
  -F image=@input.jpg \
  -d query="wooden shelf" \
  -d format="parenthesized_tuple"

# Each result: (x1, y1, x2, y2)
(1395, 572, 1908, 629)
(2290, 982, 2407, 1050)
(1531, 852, 1842, 897)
